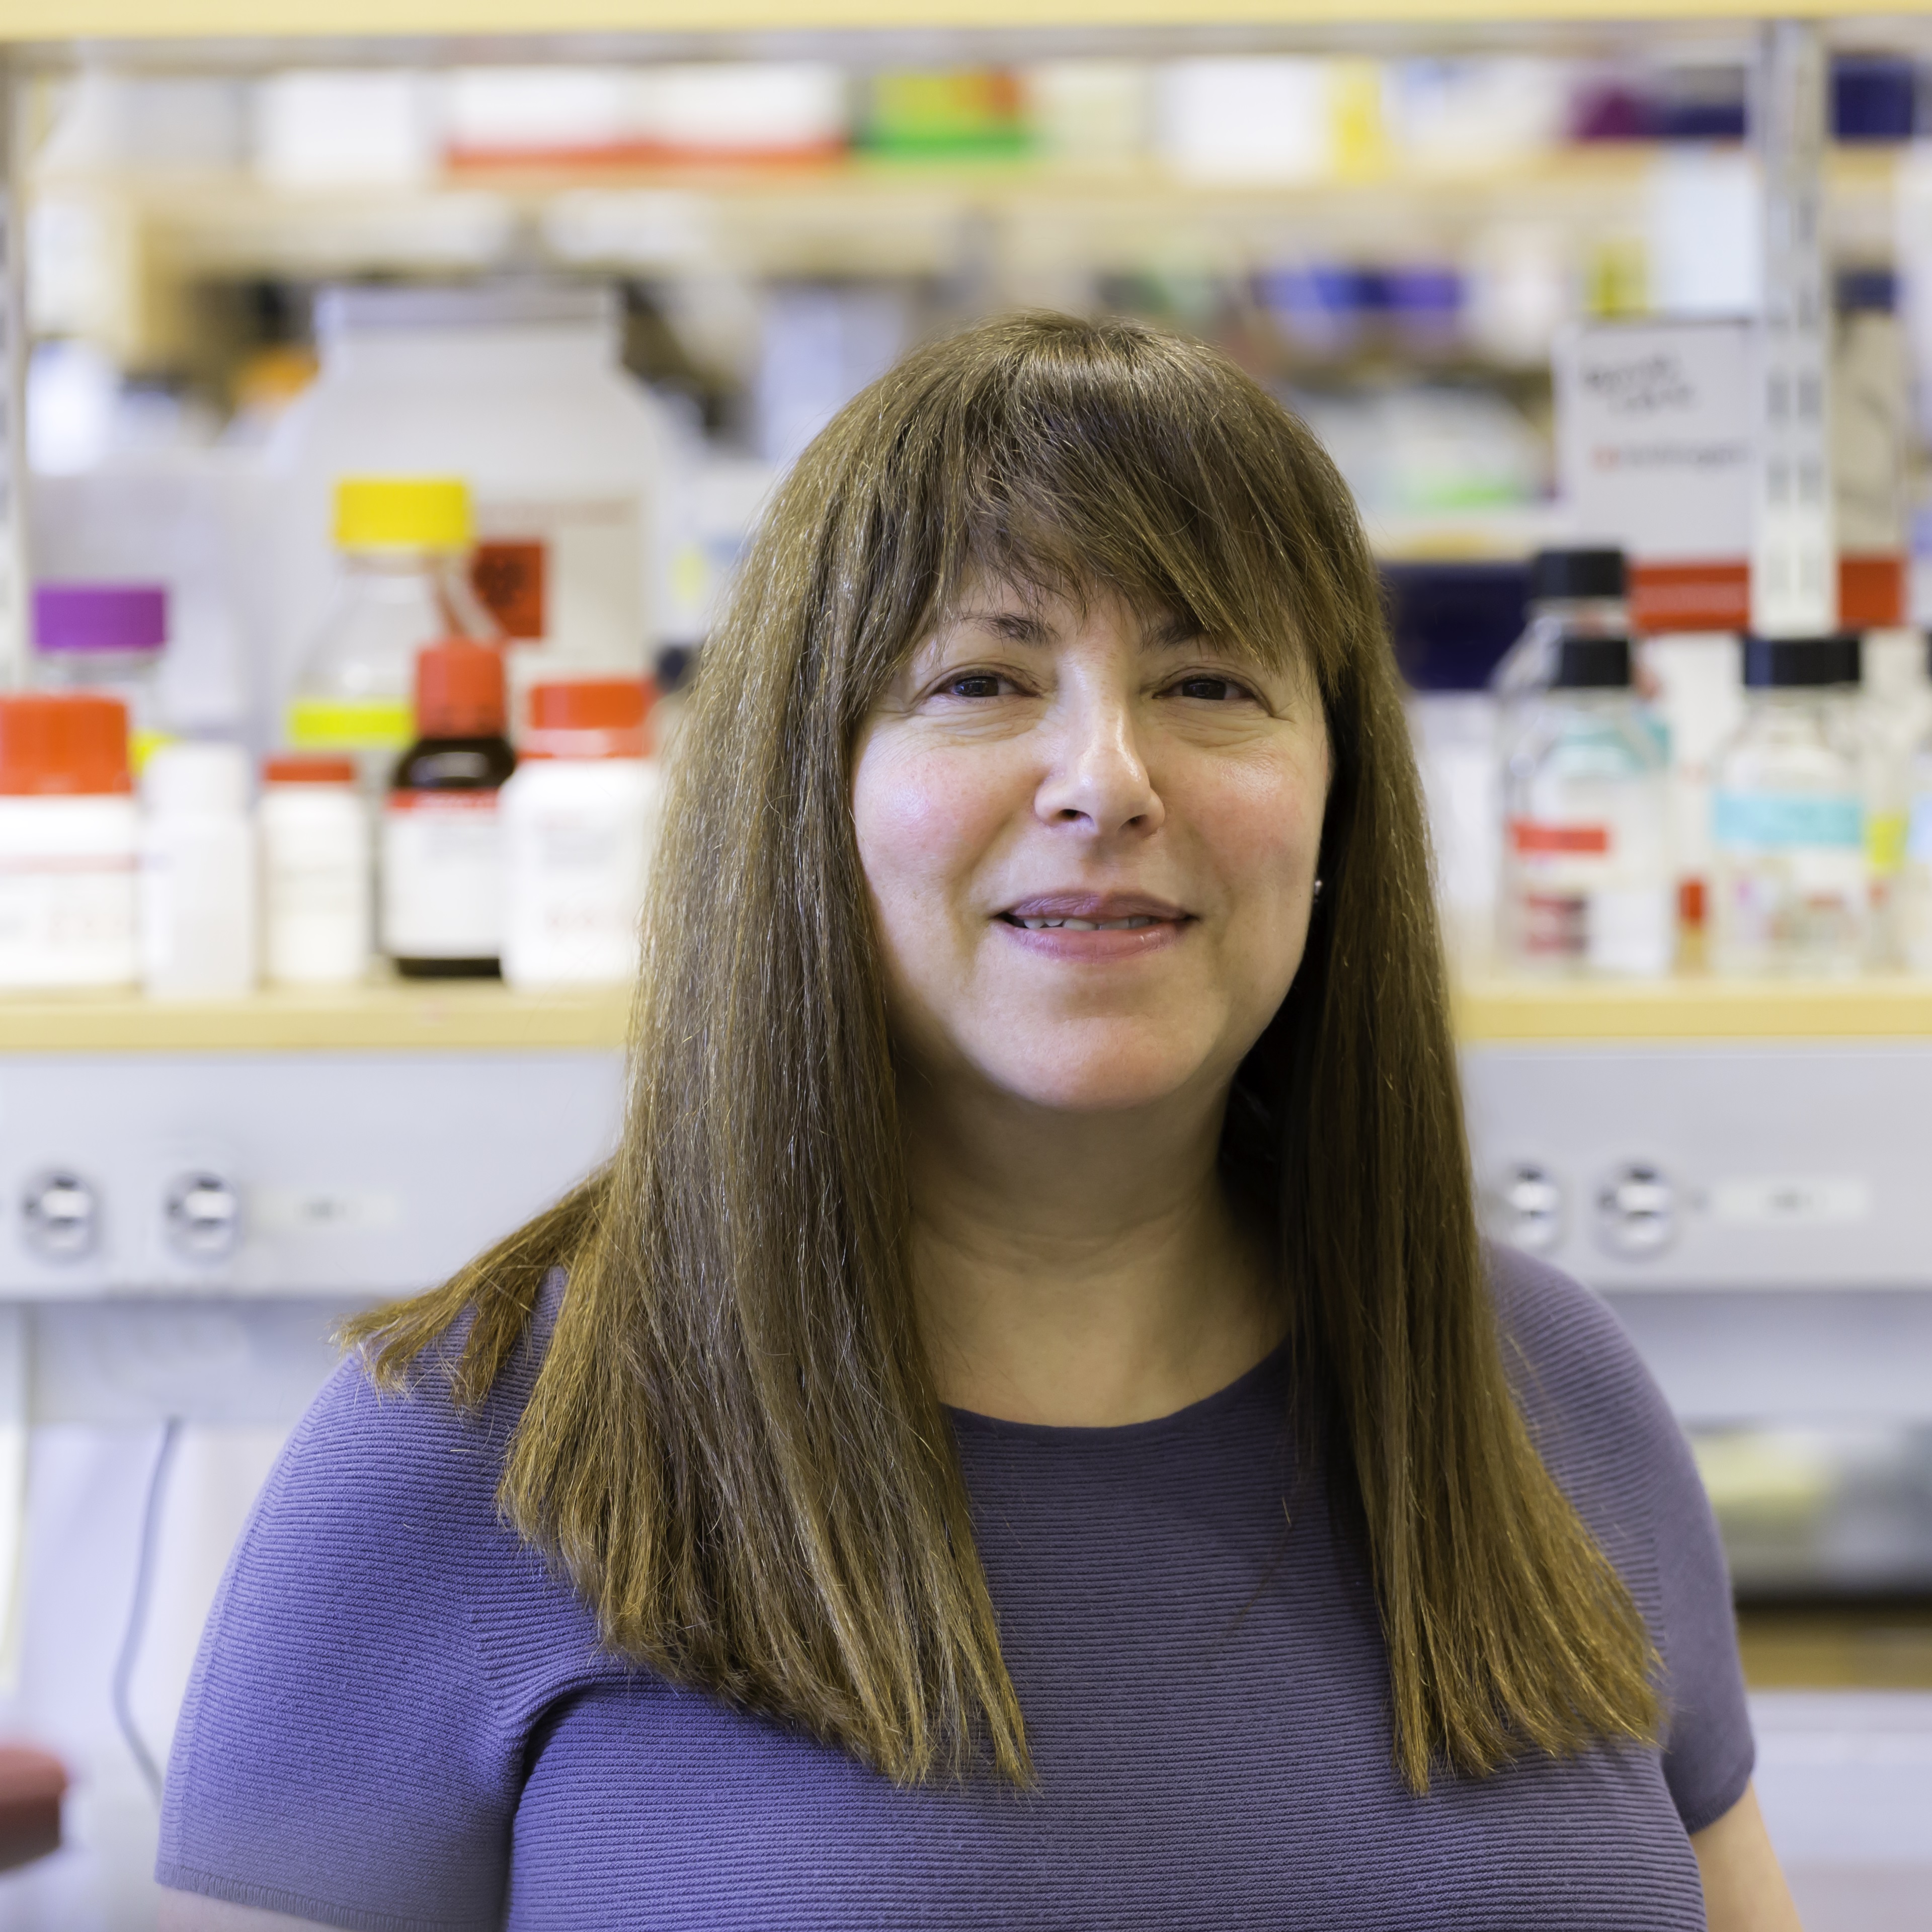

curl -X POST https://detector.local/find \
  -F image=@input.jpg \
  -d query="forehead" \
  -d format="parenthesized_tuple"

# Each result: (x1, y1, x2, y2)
(925, 568, 1299, 677)
(935, 576, 1196, 645)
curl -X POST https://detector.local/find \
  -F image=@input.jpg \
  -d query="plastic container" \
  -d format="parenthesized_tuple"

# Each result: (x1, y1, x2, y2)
(265, 286, 671, 710)
(1710, 634, 1869, 977)
(139, 741, 257, 999)
(260, 754, 371, 987)
(288, 476, 494, 788)
(32, 582, 168, 766)
(501, 677, 662, 988)
(1501, 633, 1674, 976)
(381, 641, 515, 978)
(0, 694, 139, 989)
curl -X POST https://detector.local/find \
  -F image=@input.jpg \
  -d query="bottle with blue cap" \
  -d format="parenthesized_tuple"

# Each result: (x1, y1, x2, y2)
(1710, 633, 1869, 976)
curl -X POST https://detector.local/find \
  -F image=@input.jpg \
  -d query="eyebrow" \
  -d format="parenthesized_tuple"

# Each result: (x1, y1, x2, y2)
(947, 605, 1206, 651)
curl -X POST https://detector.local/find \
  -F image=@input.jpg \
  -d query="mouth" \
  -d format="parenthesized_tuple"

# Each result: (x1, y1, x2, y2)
(1001, 913, 1169, 932)
(994, 894, 1192, 953)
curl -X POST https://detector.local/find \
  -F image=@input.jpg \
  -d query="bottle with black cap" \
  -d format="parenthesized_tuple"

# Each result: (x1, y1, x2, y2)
(1710, 633, 1868, 976)
(1493, 547, 1632, 703)
(1501, 616, 1673, 977)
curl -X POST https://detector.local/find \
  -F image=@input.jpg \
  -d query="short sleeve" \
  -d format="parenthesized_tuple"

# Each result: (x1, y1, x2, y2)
(156, 1356, 522, 1931)
(1644, 1371, 1757, 1832)
(1489, 1247, 1755, 1837)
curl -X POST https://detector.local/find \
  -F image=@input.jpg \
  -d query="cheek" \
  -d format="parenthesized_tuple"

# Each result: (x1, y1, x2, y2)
(1194, 744, 1325, 893)
(850, 740, 1016, 952)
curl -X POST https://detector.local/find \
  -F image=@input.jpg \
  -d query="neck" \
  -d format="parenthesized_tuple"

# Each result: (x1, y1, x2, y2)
(900, 1070, 1279, 1427)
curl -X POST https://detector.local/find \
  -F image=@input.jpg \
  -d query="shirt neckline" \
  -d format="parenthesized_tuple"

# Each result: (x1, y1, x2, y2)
(944, 1335, 1291, 1448)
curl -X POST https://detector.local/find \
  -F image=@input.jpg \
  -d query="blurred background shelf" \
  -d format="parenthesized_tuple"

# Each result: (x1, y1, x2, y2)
(0, 978, 630, 1051)
(0, 0, 1918, 40)
(1455, 974, 1932, 1040)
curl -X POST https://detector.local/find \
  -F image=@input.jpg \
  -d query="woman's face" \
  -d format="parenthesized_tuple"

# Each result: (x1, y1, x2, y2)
(851, 576, 1330, 1117)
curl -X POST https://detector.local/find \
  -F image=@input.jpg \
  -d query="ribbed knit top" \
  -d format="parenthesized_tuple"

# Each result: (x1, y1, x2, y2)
(158, 1247, 1751, 1929)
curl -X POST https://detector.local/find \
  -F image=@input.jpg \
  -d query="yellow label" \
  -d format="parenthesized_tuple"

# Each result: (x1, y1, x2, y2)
(129, 729, 174, 777)
(287, 696, 413, 751)
(1868, 811, 1908, 875)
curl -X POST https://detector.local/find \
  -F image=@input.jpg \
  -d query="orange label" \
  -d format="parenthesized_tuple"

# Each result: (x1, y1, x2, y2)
(1838, 553, 1905, 628)
(386, 790, 499, 814)
(471, 540, 547, 639)
(1630, 560, 1750, 633)
(1511, 820, 1610, 855)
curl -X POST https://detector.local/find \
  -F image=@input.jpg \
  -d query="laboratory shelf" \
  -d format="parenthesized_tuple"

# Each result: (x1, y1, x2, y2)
(0, 974, 1918, 1054)
(1455, 973, 1932, 1042)
(0, 978, 630, 1053)
(0, 0, 1908, 44)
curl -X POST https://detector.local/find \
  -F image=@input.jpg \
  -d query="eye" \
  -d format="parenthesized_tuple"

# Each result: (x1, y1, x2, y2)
(1169, 674, 1255, 703)
(933, 671, 1012, 700)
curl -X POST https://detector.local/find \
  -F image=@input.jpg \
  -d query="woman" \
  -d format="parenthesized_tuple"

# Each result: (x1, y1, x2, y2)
(160, 314, 1799, 1930)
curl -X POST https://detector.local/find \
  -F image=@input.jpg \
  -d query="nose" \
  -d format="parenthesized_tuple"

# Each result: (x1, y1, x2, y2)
(1033, 691, 1165, 840)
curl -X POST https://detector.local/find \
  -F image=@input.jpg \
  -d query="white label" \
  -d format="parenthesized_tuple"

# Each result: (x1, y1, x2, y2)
(475, 496, 643, 665)
(252, 1187, 402, 1236)
(1555, 318, 1753, 562)
(263, 799, 371, 985)
(502, 767, 659, 987)
(0, 856, 138, 989)
(1709, 1176, 1873, 1227)
(381, 792, 502, 958)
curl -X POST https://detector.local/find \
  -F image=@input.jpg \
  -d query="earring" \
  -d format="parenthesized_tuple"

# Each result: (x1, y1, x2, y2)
(1312, 877, 1325, 900)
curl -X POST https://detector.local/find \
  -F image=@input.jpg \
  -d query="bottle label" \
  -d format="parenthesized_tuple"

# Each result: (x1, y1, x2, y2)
(1869, 811, 1908, 876)
(0, 854, 137, 988)
(289, 696, 413, 753)
(1908, 795, 1932, 868)
(1510, 820, 1611, 856)
(1712, 792, 1863, 852)
(381, 791, 502, 958)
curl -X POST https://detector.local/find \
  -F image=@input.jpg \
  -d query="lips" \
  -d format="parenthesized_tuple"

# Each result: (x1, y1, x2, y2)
(993, 893, 1192, 959)
(997, 892, 1190, 932)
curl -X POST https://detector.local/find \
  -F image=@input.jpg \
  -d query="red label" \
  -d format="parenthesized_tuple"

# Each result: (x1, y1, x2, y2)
(1838, 552, 1905, 628)
(1511, 820, 1609, 856)
(471, 540, 547, 639)
(1630, 559, 1750, 633)
(386, 790, 499, 814)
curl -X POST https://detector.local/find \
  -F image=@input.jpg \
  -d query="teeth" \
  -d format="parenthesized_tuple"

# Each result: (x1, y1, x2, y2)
(1016, 915, 1160, 931)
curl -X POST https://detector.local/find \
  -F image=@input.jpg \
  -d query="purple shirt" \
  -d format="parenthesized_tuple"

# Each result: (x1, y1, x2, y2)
(158, 1248, 1751, 1929)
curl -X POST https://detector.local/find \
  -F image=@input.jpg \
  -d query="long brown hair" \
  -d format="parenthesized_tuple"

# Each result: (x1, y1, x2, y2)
(350, 311, 1659, 1792)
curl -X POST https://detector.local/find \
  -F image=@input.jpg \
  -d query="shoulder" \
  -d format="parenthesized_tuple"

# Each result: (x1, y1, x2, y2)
(1483, 1241, 1706, 1600)
(1486, 1242, 1679, 1486)
(158, 1278, 609, 1927)
(1485, 1244, 1755, 1830)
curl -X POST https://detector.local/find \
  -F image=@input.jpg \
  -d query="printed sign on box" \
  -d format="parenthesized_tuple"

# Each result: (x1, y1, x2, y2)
(1555, 319, 1754, 631)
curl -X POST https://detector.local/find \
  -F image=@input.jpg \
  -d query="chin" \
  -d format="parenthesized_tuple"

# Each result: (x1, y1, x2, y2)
(971, 1023, 1220, 1115)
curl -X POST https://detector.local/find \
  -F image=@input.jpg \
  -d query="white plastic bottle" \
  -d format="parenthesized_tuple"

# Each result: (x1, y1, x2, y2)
(259, 754, 371, 987)
(1710, 634, 1868, 977)
(1501, 633, 1674, 976)
(139, 741, 258, 999)
(0, 693, 139, 989)
(501, 677, 661, 988)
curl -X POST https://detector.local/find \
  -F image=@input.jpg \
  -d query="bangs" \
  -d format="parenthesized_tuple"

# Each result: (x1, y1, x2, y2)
(907, 317, 1355, 686)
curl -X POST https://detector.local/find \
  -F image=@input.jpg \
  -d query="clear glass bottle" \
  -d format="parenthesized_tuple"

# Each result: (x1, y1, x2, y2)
(1501, 633, 1674, 977)
(287, 477, 494, 790)
(1493, 547, 1633, 708)
(1710, 634, 1868, 977)
(32, 582, 169, 767)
